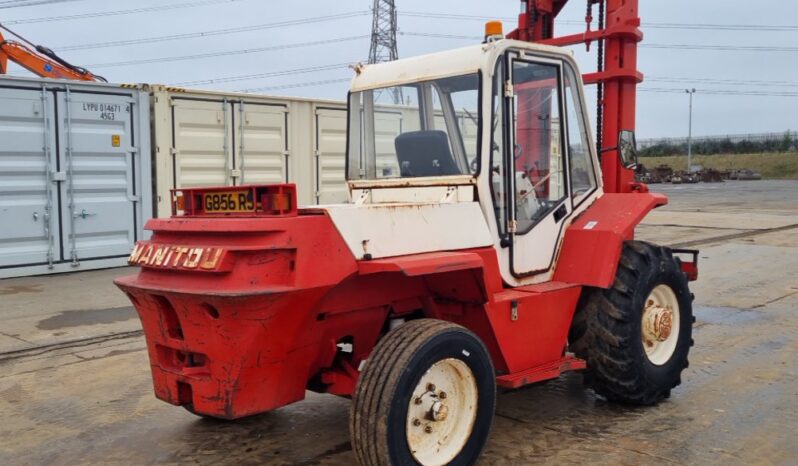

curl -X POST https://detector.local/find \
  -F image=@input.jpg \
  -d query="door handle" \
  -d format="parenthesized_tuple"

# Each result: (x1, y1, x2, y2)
(73, 209, 96, 219)
(553, 204, 568, 223)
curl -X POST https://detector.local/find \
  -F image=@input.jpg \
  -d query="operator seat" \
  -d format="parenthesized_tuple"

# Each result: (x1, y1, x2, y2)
(394, 130, 461, 177)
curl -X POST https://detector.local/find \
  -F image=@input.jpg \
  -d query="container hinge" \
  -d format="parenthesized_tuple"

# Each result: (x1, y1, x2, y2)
(511, 300, 518, 321)
(170, 148, 178, 156)
(504, 80, 514, 98)
(314, 150, 321, 157)
(230, 169, 242, 178)
(52, 171, 67, 182)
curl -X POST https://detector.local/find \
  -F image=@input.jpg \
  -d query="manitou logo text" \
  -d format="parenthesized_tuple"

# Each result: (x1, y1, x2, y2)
(128, 243, 224, 270)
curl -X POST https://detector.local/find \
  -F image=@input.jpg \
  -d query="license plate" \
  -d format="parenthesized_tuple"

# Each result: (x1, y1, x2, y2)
(203, 191, 255, 213)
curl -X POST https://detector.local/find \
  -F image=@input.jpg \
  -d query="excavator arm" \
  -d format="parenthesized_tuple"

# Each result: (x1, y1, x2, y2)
(0, 28, 105, 82)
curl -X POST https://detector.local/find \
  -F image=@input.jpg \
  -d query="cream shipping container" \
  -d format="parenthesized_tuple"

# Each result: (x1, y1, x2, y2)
(145, 85, 478, 218)
(146, 85, 351, 216)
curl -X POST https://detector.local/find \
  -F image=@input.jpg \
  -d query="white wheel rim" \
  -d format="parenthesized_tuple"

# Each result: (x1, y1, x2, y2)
(641, 284, 681, 365)
(405, 358, 478, 466)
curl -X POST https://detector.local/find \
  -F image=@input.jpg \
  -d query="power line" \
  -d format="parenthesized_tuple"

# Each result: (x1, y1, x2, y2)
(400, 31, 480, 40)
(639, 87, 798, 97)
(401, 32, 798, 52)
(86, 35, 369, 68)
(628, 22, 798, 32)
(174, 62, 357, 87)
(239, 77, 351, 93)
(56, 11, 370, 51)
(0, 0, 87, 8)
(4, 0, 246, 25)
(643, 44, 798, 52)
(400, 11, 798, 32)
(647, 76, 798, 88)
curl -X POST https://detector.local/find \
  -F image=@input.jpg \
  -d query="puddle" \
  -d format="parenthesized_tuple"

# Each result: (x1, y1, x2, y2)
(36, 306, 137, 330)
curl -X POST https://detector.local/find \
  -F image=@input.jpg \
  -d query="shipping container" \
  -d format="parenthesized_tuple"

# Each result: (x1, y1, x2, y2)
(146, 85, 479, 217)
(0, 76, 152, 279)
(147, 85, 352, 216)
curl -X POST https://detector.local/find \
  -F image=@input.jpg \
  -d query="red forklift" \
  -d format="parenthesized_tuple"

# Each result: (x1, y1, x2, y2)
(116, 1, 698, 464)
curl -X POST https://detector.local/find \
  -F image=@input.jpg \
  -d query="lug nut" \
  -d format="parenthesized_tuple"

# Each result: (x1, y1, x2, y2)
(424, 426, 433, 434)
(427, 383, 436, 392)
(413, 418, 421, 426)
(414, 397, 423, 405)
(439, 391, 447, 399)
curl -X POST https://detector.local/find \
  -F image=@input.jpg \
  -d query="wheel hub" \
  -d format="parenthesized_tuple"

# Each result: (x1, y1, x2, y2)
(643, 303, 673, 343)
(429, 400, 448, 421)
(641, 284, 681, 366)
(406, 358, 477, 466)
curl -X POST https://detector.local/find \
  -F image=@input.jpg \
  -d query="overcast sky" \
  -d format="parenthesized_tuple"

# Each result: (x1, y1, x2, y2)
(2, 0, 796, 138)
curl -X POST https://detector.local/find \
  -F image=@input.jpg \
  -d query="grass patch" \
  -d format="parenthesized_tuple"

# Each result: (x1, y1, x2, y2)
(639, 152, 798, 179)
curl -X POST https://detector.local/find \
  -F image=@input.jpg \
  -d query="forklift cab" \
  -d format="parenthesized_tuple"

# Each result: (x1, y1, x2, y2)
(346, 39, 602, 282)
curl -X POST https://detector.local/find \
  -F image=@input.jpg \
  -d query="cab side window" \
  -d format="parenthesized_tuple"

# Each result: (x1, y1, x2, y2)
(563, 66, 597, 204)
(511, 60, 566, 233)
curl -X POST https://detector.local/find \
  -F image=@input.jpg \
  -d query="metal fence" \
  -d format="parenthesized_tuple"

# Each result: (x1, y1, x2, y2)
(638, 131, 798, 156)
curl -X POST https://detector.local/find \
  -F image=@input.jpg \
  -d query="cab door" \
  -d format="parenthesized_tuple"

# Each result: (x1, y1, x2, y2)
(502, 53, 572, 277)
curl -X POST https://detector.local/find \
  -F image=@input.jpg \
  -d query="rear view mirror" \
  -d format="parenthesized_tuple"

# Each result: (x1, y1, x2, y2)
(618, 130, 638, 169)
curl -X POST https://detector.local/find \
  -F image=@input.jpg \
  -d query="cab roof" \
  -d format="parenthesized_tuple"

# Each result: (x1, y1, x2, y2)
(349, 39, 573, 92)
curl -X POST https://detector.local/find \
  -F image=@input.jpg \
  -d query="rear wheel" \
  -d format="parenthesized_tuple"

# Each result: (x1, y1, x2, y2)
(569, 241, 694, 405)
(351, 319, 495, 466)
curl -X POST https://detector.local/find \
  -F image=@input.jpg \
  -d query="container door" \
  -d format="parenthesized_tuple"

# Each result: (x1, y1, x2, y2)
(233, 102, 287, 185)
(0, 87, 60, 268)
(57, 90, 138, 263)
(314, 108, 348, 204)
(172, 98, 234, 188)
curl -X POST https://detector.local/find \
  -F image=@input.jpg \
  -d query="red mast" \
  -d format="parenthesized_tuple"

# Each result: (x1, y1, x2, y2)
(507, 0, 645, 193)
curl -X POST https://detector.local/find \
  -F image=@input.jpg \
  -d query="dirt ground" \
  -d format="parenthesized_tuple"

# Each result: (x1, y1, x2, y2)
(1, 180, 797, 465)
(639, 152, 798, 179)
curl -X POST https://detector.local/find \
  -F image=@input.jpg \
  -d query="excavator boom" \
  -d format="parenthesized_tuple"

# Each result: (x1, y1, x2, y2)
(0, 28, 104, 82)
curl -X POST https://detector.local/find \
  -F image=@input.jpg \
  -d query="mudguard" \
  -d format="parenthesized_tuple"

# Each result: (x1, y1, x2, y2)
(553, 193, 668, 288)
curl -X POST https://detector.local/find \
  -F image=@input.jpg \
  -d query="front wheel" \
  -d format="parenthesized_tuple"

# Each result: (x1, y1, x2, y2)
(569, 241, 694, 405)
(351, 319, 496, 466)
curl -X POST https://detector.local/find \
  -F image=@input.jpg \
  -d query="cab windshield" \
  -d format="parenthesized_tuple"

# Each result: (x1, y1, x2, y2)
(347, 73, 480, 180)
